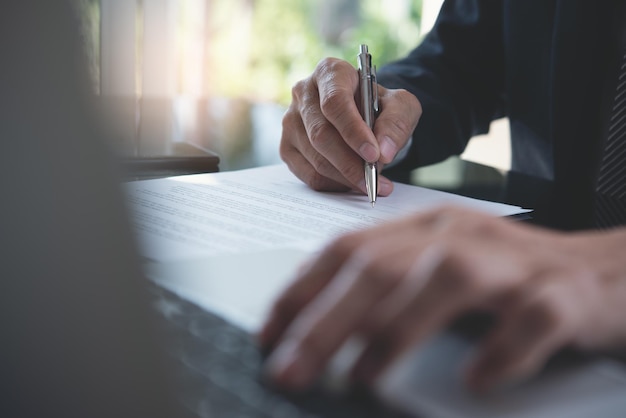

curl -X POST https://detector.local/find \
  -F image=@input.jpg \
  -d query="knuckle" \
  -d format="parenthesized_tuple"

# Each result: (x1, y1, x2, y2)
(291, 78, 310, 102)
(385, 114, 414, 139)
(327, 233, 362, 259)
(320, 88, 351, 119)
(337, 159, 364, 184)
(523, 293, 567, 335)
(467, 215, 503, 237)
(309, 152, 334, 176)
(279, 121, 302, 163)
(297, 328, 332, 360)
(420, 206, 462, 231)
(432, 205, 463, 220)
(398, 88, 422, 114)
(438, 252, 483, 293)
(278, 137, 293, 162)
(432, 206, 456, 219)
(382, 89, 421, 130)
(340, 117, 364, 137)
(330, 242, 404, 302)
(316, 57, 349, 77)
(307, 120, 332, 148)
(281, 108, 296, 131)
(428, 206, 502, 237)
(280, 113, 298, 143)
(305, 170, 332, 192)
(356, 255, 399, 293)
(315, 57, 336, 72)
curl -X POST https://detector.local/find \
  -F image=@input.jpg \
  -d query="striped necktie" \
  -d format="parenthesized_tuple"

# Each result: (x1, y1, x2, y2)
(595, 51, 626, 228)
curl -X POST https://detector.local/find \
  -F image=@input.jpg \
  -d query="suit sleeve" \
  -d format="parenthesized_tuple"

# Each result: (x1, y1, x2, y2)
(378, 0, 506, 169)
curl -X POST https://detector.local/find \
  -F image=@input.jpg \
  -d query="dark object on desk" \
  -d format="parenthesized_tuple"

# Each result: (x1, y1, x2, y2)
(123, 142, 220, 180)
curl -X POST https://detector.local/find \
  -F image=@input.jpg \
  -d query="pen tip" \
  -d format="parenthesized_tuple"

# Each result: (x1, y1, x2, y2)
(371, 202, 375, 208)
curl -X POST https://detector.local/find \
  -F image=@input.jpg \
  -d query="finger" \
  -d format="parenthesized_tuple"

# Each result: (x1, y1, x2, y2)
(258, 231, 366, 350)
(352, 234, 526, 384)
(314, 59, 380, 163)
(260, 214, 429, 350)
(375, 87, 422, 164)
(281, 94, 352, 192)
(296, 110, 368, 192)
(281, 133, 351, 193)
(352, 244, 474, 383)
(287, 124, 394, 196)
(466, 277, 580, 392)
(292, 74, 376, 194)
(261, 208, 500, 382)
(265, 233, 420, 390)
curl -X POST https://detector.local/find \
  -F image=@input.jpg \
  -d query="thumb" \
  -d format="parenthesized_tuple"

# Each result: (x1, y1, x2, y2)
(374, 87, 422, 164)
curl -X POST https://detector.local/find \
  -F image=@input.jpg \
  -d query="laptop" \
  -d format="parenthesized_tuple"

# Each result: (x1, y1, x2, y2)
(4, 2, 626, 417)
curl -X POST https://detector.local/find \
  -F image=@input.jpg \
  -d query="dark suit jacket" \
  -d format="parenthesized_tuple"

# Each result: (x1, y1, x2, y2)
(378, 0, 621, 229)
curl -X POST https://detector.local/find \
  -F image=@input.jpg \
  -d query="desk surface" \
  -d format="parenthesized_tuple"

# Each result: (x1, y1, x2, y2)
(386, 158, 561, 230)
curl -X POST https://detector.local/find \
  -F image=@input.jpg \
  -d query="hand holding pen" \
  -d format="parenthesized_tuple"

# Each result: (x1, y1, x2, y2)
(278, 52, 422, 198)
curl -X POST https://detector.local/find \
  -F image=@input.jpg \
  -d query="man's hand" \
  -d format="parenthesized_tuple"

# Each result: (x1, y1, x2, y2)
(258, 207, 626, 392)
(280, 58, 421, 195)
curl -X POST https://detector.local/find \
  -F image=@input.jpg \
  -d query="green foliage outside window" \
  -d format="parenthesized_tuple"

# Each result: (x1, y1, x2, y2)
(241, 0, 423, 103)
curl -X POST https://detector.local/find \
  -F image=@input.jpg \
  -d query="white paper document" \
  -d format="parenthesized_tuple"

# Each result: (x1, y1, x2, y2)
(125, 164, 529, 262)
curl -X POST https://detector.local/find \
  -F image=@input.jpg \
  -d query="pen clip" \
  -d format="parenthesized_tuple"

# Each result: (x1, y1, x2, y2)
(357, 44, 378, 128)
(372, 65, 379, 115)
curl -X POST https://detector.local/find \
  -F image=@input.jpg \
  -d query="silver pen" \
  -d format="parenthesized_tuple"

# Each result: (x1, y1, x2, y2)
(357, 44, 379, 208)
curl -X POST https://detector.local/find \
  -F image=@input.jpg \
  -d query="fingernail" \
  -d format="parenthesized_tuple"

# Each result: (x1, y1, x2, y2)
(265, 341, 314, 390)
(359, 143, 379, 163)
(379, 136, 397, 163)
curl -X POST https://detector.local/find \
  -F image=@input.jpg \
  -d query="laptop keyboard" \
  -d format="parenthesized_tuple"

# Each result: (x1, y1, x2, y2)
(150, 284, 410, 418)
